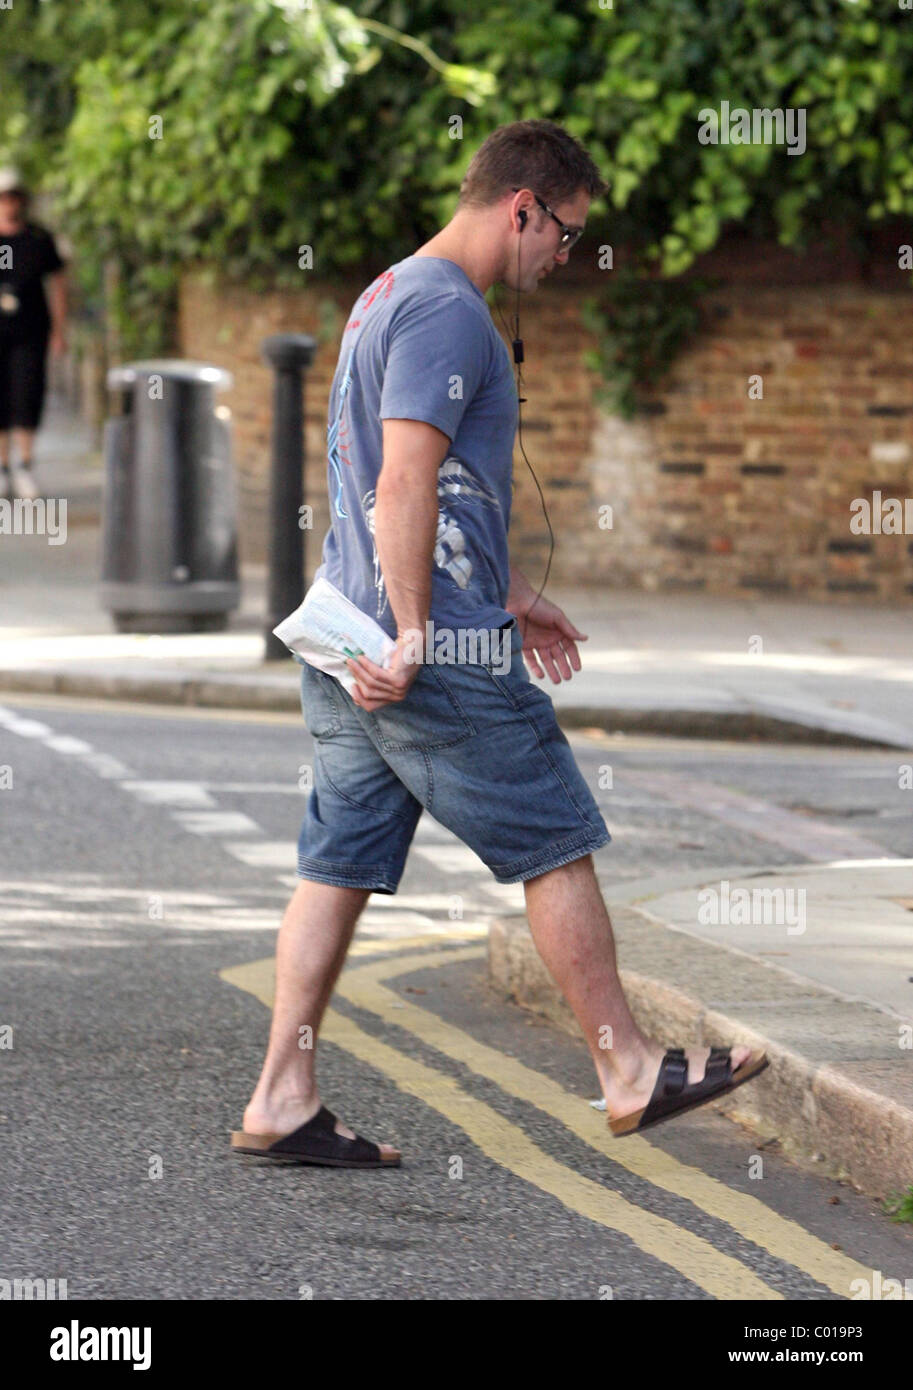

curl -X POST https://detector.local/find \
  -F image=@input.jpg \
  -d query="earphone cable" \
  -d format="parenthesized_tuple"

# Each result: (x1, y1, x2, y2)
(492, 225, 555, 643)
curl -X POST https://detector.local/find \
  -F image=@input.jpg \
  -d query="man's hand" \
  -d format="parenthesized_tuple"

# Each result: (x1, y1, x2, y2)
(346, 634, 422, 711)
(513, 593, 588, 683)
(506, 566, 588, 682)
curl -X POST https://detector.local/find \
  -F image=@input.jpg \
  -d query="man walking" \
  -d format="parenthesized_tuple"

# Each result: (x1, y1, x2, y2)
(233, 120, 766, 1168)
(0, 167, 68, 502)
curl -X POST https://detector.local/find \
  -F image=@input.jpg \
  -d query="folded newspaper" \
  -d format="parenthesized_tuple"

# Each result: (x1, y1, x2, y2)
(272, 576, 396, 696)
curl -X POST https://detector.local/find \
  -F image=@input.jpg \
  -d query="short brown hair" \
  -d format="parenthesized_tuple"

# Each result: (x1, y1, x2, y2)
(458, 119, 607, 209)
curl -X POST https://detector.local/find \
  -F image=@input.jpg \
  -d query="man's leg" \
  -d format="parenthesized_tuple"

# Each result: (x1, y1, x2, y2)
(13, 426, 34, 466)
(243, 657, 423, 1155)
(9, 426, 39, 499)
(523, 855, 751, 1119)
(241, 879, 399, 1157)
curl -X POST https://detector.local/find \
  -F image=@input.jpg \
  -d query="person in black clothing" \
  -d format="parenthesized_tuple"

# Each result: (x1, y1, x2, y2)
(0, 167, 68, 501)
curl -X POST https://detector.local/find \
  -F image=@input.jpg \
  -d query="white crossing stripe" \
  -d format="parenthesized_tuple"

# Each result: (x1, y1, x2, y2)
(2, 718, 52, 738)
(122, 781, 217, 807)
(173, 811, 262, 836)
(357, 909, 439, 934)
(198, 782, 306, 795)
(225, 841, 298, 867)
(413, 843, 488, 874)
(369, 892, 490, 911)
(271, 879, 504, 930)
(43, 736, 93, 755)
(412, 819, 468, 844)
(166, 909, 282, 932)
(83, 755, 136, 779)
(478, 881, 526, 908)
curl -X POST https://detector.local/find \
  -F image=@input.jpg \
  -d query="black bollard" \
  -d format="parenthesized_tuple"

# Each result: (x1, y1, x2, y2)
(261, 333, 317, 661)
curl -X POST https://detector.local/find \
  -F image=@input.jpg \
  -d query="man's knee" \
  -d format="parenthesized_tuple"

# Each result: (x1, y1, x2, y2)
(522, 852, 594, 886)
(288, 879, 373, 910)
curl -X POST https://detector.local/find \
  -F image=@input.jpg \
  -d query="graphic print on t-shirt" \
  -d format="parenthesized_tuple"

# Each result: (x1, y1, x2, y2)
(360, 456, 502, 622)
(325, 270, 397, 522)
(326, 346, 354, 521)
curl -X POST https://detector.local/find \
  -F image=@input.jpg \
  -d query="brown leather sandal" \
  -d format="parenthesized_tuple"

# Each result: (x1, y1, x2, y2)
(231, 1105, 401, 1168)
(609, 1046, 769, 1138)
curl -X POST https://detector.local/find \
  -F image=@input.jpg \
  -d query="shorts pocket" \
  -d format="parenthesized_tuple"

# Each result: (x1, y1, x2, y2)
(483, 648, 542, 709)
(371, 663, 476, 752)
(300, 661, 344, 739)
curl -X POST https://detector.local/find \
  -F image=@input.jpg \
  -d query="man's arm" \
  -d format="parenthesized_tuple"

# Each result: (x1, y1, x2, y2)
(506, 563, 539, 617)
(345, 417, 450, 710)
(47, 269, 67, 356)
(373, 417, 449, 634)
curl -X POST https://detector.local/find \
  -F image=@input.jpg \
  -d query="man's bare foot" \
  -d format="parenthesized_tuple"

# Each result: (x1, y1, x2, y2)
(603, 1042, 753, 1123)
(242, 1096, 400, 1161)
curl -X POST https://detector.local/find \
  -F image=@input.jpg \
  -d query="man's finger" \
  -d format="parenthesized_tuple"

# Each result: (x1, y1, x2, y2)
(523, 650, 545, 679)
(356, 674, 409, 699)
(561, 638, 583, 672)
(348, 655, 385, 685)
(351, 681, 386, 711)
(346, 657, 397, 691)
(548, 642, 574, 681)
(557, 615, 588, 641)
(539, 647, 564, 684)
(347, 658, 412, 702)
(353, 653, 414, 685)
(346, 667, 383, 700)
(350, 653, 388, 677)
(354, 686, 398, 712)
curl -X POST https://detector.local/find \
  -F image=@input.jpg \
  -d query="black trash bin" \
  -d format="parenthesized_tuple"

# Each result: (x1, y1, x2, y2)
(100, 359, 240, 633)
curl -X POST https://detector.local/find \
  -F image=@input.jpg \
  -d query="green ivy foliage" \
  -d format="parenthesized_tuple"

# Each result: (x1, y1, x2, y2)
(2, 0, 911, 391)
(581, 272, 715, 419)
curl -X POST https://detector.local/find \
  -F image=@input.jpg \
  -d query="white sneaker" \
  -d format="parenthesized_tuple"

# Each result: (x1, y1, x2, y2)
(10, 464, 40, 500)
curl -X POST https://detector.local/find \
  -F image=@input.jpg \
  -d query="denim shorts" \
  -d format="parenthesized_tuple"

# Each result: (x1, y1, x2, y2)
(296, 620, 611, 893)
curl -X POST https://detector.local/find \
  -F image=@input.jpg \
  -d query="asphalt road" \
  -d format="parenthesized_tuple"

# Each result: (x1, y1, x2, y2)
(2, 692, 912, 1301)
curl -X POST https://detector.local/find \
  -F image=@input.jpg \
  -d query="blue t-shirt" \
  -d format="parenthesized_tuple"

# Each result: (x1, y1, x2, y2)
(312, 255, 519, 653)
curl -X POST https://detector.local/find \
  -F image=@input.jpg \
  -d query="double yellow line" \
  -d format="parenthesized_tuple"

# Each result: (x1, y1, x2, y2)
(222, 939, 870, 1299)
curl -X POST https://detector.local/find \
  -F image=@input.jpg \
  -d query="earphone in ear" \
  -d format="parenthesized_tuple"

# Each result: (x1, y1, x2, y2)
(518, 208, 527, 229)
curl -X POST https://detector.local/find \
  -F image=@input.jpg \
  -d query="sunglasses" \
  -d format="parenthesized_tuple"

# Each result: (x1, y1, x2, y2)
(512, 188, 584, 250)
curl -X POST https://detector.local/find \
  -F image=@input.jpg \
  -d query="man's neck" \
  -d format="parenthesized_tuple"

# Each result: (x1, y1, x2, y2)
(413, 211, 501, 296)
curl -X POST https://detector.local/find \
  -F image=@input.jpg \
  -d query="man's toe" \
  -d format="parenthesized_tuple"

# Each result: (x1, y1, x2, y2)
(692, 1044, 750, 1084)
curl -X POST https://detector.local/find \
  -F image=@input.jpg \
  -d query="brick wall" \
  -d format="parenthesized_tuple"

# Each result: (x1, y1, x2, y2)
(178, 239, 913, 601)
